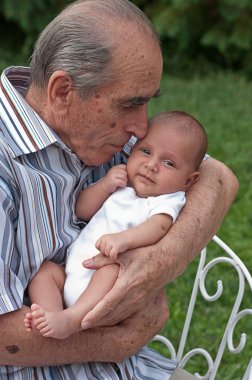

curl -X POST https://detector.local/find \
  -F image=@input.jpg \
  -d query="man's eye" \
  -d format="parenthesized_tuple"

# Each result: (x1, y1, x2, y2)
(163, 159, 175, 167)
(122, 103, 143, 109)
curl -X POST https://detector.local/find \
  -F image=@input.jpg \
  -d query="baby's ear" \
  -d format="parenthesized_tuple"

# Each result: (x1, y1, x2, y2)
(184, 171, 199, 190)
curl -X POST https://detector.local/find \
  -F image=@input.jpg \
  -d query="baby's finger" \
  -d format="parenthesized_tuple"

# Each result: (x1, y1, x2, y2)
(109, 248, 118, 261)
(95, 238, 101, 250)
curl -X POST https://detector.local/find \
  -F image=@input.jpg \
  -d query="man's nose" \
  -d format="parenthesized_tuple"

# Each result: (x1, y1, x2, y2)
(126, 105, 148, 139)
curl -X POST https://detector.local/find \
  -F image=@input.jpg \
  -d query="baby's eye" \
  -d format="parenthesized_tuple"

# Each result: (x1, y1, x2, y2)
(163, 159, 175, 167)
(140, 148, 150, 155)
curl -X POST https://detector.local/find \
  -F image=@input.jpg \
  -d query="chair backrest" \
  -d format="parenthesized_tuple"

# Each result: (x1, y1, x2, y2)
(151, 235, 252, 380)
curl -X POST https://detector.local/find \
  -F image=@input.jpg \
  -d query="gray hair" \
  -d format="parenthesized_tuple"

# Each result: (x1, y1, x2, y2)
(30, 0, 159, 99)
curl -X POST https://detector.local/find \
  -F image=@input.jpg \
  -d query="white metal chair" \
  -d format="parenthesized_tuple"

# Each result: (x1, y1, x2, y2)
(152, 235, 252, 379)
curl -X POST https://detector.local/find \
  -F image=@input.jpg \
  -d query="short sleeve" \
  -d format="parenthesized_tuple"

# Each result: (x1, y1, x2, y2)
(148, 191, 186, 223)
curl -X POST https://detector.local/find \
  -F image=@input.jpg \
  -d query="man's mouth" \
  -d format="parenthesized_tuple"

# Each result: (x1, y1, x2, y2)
(111, 144, 125, 151)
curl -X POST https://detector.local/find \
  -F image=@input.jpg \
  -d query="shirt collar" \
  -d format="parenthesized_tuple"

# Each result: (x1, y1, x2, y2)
(0, 66, 69, 158)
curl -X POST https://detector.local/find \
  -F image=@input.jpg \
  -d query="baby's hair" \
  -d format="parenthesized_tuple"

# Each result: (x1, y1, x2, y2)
(149, 111, 208, 169)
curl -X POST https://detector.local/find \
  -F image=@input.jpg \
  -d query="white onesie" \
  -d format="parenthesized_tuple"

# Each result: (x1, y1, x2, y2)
(64, 187, 186, 306)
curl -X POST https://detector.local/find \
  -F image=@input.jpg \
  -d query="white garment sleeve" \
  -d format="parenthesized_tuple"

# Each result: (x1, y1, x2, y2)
(148, 191, 186, 223)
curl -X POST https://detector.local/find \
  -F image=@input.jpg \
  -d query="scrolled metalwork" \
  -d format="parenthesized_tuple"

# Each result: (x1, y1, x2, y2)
(227, 309, 252, 354)
(179, 348, 214, 380)
(151, 236, 252, 379)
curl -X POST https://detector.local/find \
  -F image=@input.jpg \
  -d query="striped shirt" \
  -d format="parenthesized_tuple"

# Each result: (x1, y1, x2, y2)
(0, 66, 176, 379)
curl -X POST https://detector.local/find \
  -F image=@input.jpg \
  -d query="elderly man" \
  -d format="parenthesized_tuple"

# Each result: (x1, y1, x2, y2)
(0, 0, 238, 379)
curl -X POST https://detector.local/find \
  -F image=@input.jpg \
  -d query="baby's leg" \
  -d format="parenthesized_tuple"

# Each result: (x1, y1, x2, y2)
(31, 263, 119, 339)
(73, 263, 119, 322)
(24, 261, 65, 331)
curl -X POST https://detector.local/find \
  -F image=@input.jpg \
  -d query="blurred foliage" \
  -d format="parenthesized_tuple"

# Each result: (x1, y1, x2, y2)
(133, 0, 252, 77)
(1, 0, 252, 77)
(0, 0, 72, 67)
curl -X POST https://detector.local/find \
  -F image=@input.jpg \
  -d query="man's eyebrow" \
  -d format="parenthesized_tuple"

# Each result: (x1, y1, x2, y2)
(127, 89, 162, 105)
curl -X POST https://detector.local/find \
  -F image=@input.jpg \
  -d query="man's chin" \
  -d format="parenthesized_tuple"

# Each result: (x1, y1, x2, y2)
(79, 145, 123, 165)
(81, 154, 115, 166)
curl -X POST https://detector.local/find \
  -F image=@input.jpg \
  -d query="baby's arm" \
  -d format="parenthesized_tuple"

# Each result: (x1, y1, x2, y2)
(96, 213, 173, 260)
(76, 165, 127, 221)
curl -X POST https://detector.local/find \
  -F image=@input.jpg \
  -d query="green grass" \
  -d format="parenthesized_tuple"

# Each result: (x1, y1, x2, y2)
(148, 71, 252, 379)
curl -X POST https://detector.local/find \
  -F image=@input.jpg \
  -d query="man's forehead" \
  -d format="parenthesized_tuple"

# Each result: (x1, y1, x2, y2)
(112, 30, 163, 79)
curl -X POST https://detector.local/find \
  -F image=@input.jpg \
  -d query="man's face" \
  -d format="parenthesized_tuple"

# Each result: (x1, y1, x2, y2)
(61, 36, 163, 165)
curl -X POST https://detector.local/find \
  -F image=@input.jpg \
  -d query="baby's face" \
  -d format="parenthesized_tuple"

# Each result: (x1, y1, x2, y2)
(127, 122, 197, 197)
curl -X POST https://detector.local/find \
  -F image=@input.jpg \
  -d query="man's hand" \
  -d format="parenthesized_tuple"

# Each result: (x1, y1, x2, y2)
(114, 287, 169, 356)
(81, 247, 167, 329)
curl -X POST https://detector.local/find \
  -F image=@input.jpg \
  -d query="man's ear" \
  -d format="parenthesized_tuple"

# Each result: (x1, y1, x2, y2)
(184, 171, 200, 191)
(47, 70, 73, 114)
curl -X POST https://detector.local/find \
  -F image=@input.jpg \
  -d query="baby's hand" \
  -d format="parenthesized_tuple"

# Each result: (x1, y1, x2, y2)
(95, 232, 128, 260)
(102, 165, 127, 194)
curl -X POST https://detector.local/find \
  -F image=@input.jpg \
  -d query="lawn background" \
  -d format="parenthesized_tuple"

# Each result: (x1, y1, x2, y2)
(148, 71, 252, 380)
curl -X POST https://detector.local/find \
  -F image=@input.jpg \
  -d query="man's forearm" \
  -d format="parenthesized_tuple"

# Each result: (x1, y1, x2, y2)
(153, 158, 239, 283)
(0, 307, 112, 366)
(0, 301, 166, 366)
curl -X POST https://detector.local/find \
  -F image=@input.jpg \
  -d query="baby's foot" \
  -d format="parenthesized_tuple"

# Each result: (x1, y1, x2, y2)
(30, 303, 81, 339)
(24, 312, 33, 332)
